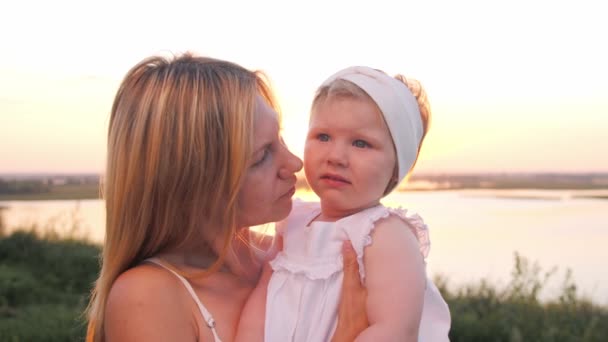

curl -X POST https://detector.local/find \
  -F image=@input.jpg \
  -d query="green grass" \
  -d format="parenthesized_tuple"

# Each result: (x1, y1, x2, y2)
(0, 230, 100, 341)
(1, 231, 607, 341)
(439, 253, 608, 341)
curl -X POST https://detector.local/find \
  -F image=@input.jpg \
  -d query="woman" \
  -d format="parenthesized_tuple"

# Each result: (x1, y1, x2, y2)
(85, 53, 367, 341)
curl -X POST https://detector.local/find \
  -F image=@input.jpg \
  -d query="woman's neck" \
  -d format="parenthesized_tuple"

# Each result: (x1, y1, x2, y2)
(157, 230, 263, 285)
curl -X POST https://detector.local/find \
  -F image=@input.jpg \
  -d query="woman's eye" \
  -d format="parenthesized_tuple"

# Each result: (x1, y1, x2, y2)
(353, 139, 370, 148)
(317, 133, 330, 142)
(252, 148, 270, 167)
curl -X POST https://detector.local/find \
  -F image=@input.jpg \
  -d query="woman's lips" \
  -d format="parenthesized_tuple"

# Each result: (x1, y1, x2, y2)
(280, 185, 296, 198)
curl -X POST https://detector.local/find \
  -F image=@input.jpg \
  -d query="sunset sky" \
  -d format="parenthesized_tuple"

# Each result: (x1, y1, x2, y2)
(1, 0, 606, 174)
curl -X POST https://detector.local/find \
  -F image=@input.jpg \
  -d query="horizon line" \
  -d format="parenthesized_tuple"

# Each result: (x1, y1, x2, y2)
(1, 171, 608, 177)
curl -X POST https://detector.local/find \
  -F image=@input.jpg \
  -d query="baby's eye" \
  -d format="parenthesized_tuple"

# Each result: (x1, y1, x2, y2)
(317, 133, 330, 142)
(353, 139, 371, 148)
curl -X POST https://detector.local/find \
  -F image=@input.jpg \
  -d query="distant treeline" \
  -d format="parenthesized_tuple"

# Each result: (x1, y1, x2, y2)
(295, 172, 608, 191)
(2, 172, 607, 196)
(0, 176, 99, 195)
(407, 172, 608, 190)
(0, 179, 51, 195)
(0, 176, 100, 201)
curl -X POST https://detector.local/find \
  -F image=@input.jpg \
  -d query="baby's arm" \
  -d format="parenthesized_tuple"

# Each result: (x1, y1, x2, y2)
(356, 215, 426, 341)
(234, 235, 282, 342)
(234, 263, 272, 342)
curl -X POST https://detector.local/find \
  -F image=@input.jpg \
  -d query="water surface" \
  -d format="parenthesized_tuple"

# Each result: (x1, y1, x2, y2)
(2, 189, 606, 304)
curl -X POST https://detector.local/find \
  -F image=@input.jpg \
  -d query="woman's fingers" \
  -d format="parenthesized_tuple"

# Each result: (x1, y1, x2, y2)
(332, 241, 369, 342)
(342, 241, 362, 291)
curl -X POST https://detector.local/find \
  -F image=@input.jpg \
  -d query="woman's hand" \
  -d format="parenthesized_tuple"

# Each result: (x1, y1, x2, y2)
(331, 241, 369, 342)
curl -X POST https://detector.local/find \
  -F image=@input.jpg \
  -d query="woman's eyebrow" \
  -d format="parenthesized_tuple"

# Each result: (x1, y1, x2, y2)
(253, 140, 273, 154)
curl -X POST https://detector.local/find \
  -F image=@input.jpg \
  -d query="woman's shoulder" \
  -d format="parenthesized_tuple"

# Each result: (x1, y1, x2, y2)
(108, 263, 177, 299)
(106, 263, 188, 315)
(104, 263, 196, 340)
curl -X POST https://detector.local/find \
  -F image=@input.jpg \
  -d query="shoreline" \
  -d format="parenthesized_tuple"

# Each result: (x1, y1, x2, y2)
(2, 187, 608, 202)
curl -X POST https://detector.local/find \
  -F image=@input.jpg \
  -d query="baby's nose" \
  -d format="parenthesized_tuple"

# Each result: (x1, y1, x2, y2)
(327, 145, 348, 167)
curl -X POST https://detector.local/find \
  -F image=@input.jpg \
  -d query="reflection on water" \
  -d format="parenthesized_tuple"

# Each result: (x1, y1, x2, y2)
(0, 199, 105, 243)
(382, 190, 608, 305)
(1, 190, 607, 304)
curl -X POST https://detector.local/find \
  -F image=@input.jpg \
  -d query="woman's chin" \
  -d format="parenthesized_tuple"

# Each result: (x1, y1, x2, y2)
(274, 200, 293, 222)
(239, 202, 292, 229)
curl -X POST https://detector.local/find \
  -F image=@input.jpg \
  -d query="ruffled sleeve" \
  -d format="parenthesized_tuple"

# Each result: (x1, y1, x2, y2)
(387, 207, 430, 259)
(339, 205, 431, 282)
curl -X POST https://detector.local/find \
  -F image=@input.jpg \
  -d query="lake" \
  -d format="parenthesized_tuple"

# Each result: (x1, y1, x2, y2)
(1, 189, 607, 304)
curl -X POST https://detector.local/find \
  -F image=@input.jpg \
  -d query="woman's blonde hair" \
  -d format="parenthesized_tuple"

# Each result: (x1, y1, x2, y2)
(311, 74, 431, 176)
(86, 52, 277, 341)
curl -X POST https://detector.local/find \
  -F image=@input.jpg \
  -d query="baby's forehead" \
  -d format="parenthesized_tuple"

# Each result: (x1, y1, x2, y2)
(311, 95, 382, 116)
(310, 99, 389, 130)
(311, 94, 378, 116)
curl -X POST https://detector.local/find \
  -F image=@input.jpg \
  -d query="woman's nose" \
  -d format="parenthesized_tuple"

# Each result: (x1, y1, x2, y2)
(279, 146, 303, 179)
(289, 152, 303, 173)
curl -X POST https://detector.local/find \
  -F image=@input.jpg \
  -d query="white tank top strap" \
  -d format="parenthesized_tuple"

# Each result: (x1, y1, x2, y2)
(145, 257, 222, 342)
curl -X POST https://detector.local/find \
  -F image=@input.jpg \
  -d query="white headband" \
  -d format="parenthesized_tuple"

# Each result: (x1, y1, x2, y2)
(321, 66, 423, 183)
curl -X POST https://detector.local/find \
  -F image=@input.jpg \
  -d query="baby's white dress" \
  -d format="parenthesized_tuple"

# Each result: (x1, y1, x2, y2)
(265, 200, 451, 341)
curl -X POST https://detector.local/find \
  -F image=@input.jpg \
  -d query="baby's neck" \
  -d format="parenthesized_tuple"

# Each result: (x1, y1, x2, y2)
(313, 212, 344, 222)
(315, 200, 381, 223)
